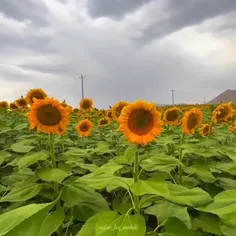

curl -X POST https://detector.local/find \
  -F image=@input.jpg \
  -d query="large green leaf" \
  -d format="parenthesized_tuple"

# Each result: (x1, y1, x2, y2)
(131, 180, 212, 207)
(96, 214, 146, 236)
(0, 151, 11, 165)
(198, 189, 236, 227)
(0, 201, 56, 235)
(140, 154, 183, 172)
(145, 200, 191, 228)
(61, 182, 110, 221)
(0, 183, 42, 202)
(192, 212, 222, 235)
(18, 150, 49, 169)
(38, 168, 71, 183)
(164, 217, 196, 236)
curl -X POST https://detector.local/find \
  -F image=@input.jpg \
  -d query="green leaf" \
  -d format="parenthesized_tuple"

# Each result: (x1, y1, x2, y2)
(130, 178, 169, 197)
(140, 154, 183, 172)
(0, 183, 42, 202)
(18, 150, 49, 169)
(95, 212, 146, 236)
(215, 162, 236, 175)
(217, 177, 236, 190)
(0, 201, 56, 236)
(198, 189, 236, 227)
(76, 212, 112, 236)
(131, 180, 212, 207)
(0, 151, 11, 165)
(93, 141, 112, 155)
(184, 160, 216, 183)
(93, 161, 123, 175)
(38, 208, 65, 236)
(13, 123, 28, 131)
(220, 223, 236, 236)
(165, 217, 196, 236)
(75, 163, 99, 172)
(165, 183, 212, 207)
(145, 200, 191, 228)
(38, 168, 71, 183)
(192, 212, 222, 235)
(61, 182, 110, 221)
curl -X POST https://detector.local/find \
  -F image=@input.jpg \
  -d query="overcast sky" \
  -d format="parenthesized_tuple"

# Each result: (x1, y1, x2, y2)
(0, 0, 236, 108)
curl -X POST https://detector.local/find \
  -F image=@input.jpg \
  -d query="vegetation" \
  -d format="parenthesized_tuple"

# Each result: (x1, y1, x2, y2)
(0, 89, 236, 236)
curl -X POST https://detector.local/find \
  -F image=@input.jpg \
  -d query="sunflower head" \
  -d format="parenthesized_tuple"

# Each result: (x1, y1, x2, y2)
(15, 97, 28, 108)
(112, 101, 129, 121)
(9, 102, 18, 110)
(107, 110, 113, 119)
(73, 108, 79, 113)
(98, 117, 110, 128)
(182, 108, 203, 135)
(26, 88, 47, 105)
(118, 100, 163, 146)
(0, 101, 9, 109)
(212, 102, 233, 124)
(26, 97, 70, 135)
(199, 124, 211, 137)
(164, 107, 182, 126)
(76, 119, 93, 137)
(79, 98, 93, 112)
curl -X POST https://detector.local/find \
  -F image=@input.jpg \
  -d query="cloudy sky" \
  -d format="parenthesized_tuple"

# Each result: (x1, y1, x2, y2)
(0, 0, 236, 108)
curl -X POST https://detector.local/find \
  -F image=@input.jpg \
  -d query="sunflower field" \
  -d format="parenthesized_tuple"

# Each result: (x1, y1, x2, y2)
(1, 89, 236, 236)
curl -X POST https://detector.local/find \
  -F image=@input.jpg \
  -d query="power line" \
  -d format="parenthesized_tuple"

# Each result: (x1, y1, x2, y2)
(170, 89, 175, 105)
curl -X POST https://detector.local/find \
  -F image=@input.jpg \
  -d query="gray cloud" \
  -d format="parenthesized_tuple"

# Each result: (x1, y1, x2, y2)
(0, 0, 236, 108)
(135, 0, 236, 43)
(0, 0, 49, 26)
(86, 0, 154, 19)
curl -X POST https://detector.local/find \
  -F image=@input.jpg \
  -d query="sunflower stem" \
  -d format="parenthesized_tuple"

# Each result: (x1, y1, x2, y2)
(49, 133, 63, 236)
(178, 132, 185, 184)
(133, 146, 140, 214)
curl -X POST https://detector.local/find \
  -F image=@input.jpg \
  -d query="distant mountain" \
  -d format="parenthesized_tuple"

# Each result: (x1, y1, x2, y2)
(208, 89, 236, 104)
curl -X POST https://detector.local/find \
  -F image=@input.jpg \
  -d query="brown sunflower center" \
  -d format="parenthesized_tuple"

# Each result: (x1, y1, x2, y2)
(37, 105, 62, 126)
(31, 92, 45, 103)
(80, 123, 89, 132)
(216, 107, 228, 120)
(187, 113, 199, 130)
(100, 119, 108, 125)
(10, 103, 18, 109)
(128, 109, 154, 135)
(82, 100, 92, 109)
(203, 125, 210, 133)
(166, 110, 178, 121)
(18, 99, 27, 106)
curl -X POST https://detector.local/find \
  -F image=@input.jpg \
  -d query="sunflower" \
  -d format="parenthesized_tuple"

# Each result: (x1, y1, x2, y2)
(182, 108, 203, 135)
(98, 117, 110, 128)
(73, 108, 79, 113)
(112, 101, 129, 121)
(26, 97, 70, 135)
(9, 102, 18, 110)
(0, 101, 8, 109)
(199, 124, 211, 137)
(79, 98, 93, 112)
(15, 97, 28, 109)
(76, 119, 93, 137)
(163, 107, 182, 125)
(118, 100, 162, 145)
(107, 110, 113, 119)
(212, 102, 233, 124)
(26, 88, 47, 105)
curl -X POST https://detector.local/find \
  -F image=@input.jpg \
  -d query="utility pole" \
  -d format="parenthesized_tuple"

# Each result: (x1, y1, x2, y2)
(170, 90, 175, 105)
(79, 74, 86, 99)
